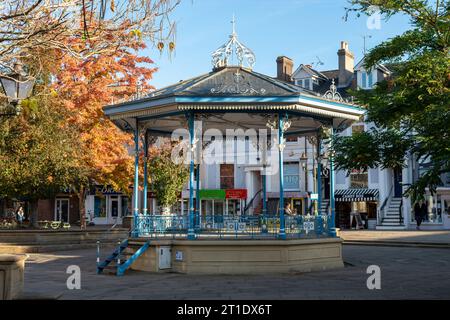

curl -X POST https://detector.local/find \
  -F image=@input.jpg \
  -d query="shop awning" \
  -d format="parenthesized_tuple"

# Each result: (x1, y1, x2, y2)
(335, 189, 379, 202)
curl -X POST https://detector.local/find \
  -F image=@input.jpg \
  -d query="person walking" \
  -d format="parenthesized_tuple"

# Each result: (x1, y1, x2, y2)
(420, 200, 428, 226)
(414, 200, 425, 230)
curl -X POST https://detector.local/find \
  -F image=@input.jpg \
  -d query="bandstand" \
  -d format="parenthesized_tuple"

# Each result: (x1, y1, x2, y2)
(100, 24, 364, 275)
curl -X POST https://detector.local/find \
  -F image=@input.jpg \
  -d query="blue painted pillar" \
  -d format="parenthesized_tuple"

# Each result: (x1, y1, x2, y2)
(195, 163, 200, 229)
(278, 113, 286, 239)
(329, 127, 337, 237)
(132, 120, 140, 237)
(187, 112, 196, 240)
(317, 137, 322, 216)
(143, 133, 149, 215)
(262, 169, 267, 217)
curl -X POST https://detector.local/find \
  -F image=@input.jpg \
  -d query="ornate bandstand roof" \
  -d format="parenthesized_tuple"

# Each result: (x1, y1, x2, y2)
(103, 19, 365, 135)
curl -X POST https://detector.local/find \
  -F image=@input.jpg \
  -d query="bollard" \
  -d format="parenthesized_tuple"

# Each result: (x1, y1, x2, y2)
(96, 240, 100, 267)
(116, 240, 121, 265)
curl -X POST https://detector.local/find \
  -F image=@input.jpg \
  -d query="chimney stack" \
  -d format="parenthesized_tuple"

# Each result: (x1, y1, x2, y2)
(276, 56, 293, 82)
(337, 41, 354, 87)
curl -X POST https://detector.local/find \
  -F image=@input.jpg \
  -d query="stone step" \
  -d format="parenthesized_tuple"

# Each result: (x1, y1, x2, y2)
(375, 225, 406, 230)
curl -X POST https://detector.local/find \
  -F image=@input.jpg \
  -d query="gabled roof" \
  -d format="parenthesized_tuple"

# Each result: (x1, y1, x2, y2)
(355, 57, 391, 75)
(292, 64, 329, 80)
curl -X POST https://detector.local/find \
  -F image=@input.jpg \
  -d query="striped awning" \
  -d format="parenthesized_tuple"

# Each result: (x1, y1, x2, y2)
(335, 189, 379, 202)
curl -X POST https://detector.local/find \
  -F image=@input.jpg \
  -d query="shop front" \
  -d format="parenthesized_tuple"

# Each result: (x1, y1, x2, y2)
(85, 186, 130, 225)
(335, 188, 379, 229)
(198, 189, 247, 225)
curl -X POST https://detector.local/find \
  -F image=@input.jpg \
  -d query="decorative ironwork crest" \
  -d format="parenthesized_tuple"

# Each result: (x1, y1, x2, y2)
(211, 15, 256, 70)
(210, 69, 265, 95)
(323, 79, 344, 102)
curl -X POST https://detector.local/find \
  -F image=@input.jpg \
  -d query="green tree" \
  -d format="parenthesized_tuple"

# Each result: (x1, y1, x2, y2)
(335, 0, 450, 200)
(148, 140, 189, 214)
(0, 94, 87, 226)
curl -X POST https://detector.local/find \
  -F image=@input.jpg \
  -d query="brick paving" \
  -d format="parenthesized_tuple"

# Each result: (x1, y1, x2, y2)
(22, 244, 450, 300)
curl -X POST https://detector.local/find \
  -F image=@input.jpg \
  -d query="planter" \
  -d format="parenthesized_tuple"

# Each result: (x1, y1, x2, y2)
(0, 254, 28, 300)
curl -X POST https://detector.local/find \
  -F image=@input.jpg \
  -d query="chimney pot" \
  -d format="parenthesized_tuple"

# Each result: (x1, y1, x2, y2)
(337, 41, 354, 87)
(276, 56, 293, 82)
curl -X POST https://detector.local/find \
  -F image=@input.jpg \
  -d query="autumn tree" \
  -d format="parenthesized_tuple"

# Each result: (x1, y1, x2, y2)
(0, 0, 179, 89)
(0, 90, 87, 226)
(48, 29, 159, 227)
(0, 1, 181, 227)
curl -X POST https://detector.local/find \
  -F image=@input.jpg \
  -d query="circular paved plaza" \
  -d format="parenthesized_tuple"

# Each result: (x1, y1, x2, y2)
(23, 244, 450, 300)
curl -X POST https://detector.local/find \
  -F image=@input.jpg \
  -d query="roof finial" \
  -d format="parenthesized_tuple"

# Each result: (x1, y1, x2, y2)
(231, 14, 236, 36)
(211, 16, 256, 70)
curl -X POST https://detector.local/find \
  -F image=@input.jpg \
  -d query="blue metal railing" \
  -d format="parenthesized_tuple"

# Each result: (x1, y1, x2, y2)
(134, 214, 331, 239)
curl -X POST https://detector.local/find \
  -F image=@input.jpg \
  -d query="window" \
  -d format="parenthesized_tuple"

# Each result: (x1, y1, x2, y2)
(284, 162, 300, 190)
(286, 136, 298, 142)
(121, 197, 129, 216)
(304, 79, 310, 90)
(94, 195, 107, 218)
(220, 164, 234, 189)
(361, 71, 374, 89)
(350, 169, 368, 188)
(296, 78, 312, 90)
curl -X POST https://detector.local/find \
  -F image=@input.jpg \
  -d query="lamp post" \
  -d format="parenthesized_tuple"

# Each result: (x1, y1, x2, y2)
(0, 63, 35, 117)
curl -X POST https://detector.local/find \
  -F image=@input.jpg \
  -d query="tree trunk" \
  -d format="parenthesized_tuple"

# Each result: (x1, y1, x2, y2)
(30, 199, 39, 228)
(78, 186, 86, 230)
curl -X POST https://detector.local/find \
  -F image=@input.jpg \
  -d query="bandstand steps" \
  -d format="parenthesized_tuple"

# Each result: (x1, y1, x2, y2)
(97, 239, 151, 276)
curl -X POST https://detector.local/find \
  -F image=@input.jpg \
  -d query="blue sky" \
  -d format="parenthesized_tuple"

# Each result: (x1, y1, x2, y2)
(145, 0, 412, 89)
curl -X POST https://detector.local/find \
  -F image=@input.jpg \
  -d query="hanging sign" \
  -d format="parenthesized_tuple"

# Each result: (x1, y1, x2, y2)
(310, 193, 319, 200)
(225, 189, 247, 199)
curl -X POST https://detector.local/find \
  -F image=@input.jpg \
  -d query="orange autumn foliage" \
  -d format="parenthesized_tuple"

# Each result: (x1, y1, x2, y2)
(51, 32, 157, 194)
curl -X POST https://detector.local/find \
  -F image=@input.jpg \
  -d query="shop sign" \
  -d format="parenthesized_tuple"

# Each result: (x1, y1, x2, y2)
(225, 189, 247, 199)
(199, 189, 226, 200)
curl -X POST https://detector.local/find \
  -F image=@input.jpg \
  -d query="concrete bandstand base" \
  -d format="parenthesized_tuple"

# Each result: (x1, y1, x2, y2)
(127, 238, 344, 275)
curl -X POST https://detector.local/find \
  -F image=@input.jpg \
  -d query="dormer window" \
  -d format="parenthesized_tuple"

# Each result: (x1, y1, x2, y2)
(361, 71, 373, 89)
(296, 78, 312, 90)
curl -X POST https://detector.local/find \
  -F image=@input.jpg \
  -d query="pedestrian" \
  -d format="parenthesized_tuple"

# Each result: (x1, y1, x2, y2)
(285, 203, 293, 216)
(420, 200, 428, 225)
(16, 206, 24, 225)
(414, 200, 424, 230)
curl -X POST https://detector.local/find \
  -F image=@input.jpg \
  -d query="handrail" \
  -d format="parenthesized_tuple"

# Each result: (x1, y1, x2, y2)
(378, 184, 394, 225)
(244, 189, 263, 214)
(380, 185, 394, 212)
(399, 198, 403, 225)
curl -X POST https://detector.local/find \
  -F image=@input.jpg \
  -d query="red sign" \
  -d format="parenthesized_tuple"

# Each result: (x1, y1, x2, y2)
(225, 189, 247, 199)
